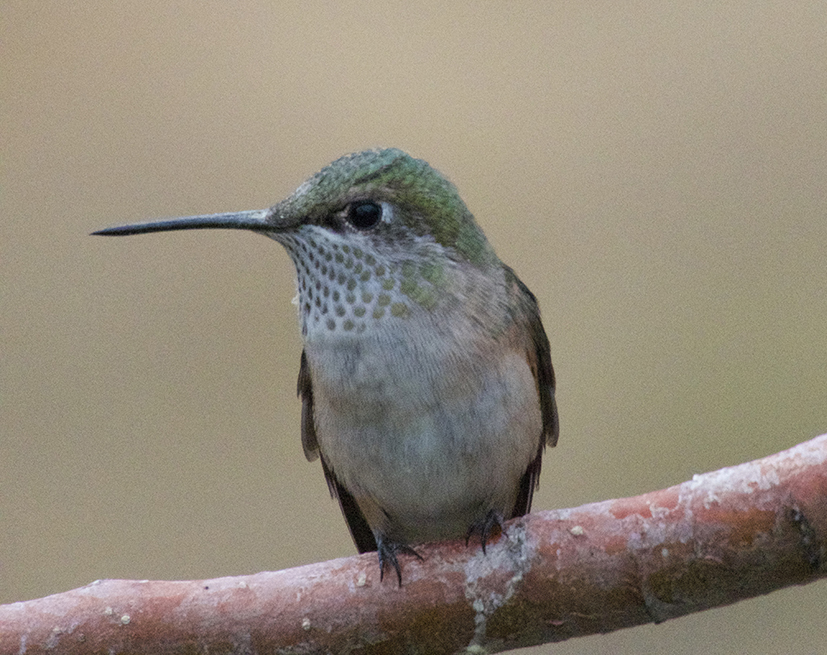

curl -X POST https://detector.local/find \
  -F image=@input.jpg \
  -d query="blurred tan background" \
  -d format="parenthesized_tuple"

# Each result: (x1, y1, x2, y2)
(3, 2, 826, 653)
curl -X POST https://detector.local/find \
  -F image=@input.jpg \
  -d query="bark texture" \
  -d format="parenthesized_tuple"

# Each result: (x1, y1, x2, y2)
(2, 434, 826, 654)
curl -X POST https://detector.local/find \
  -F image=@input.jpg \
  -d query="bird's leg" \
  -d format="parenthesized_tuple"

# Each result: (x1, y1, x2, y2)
(465, 510, 505, 554)
(376, 534, 422, 587)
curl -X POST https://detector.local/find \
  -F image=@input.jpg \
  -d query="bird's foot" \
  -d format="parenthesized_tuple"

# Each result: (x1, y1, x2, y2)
(376, 536, 423, 587)
(465, 510, 504, 554)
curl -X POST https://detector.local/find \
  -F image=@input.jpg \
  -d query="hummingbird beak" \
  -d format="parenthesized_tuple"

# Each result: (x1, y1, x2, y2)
(91, 209, 273, 236)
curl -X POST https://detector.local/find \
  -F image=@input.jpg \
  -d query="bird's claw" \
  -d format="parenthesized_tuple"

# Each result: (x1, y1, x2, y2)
(465, 510, 504, 554)
(377, 537, 422, 587)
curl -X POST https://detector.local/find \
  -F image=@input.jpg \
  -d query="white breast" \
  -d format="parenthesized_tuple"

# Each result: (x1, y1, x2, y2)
(305, 314, 541, 543)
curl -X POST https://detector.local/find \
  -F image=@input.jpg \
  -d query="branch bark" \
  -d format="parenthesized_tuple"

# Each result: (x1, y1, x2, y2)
(2, 434, 826, 655)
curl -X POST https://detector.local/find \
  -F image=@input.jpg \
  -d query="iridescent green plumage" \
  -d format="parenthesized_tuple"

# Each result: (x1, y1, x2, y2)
(275, 149, 497, 267)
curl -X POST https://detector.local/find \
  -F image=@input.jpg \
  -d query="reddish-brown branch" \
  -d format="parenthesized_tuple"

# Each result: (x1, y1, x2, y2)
(2, 434, 826, 654)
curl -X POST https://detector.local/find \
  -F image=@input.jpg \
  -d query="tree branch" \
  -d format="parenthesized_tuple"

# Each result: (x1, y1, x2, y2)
(2, 434, 826, 654)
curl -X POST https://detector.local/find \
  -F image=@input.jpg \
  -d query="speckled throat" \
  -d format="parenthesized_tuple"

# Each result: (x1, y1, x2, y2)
(272, 225, 451, 339)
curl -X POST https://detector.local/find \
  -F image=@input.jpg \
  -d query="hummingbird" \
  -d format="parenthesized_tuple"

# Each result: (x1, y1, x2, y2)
(94, 148, 558, 585)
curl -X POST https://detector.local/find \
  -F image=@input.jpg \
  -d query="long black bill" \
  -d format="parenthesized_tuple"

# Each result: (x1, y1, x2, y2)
(92, 209, 271, 236)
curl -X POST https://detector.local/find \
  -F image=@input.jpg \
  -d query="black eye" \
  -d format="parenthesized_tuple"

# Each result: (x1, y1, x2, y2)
(347, 201, 382, 230)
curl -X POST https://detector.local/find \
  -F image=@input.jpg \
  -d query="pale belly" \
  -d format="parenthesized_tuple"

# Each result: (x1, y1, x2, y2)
(306, 336, 542, 544)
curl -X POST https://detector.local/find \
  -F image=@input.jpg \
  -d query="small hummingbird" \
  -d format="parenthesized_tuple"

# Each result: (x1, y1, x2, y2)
(94, 148, 559, 585)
